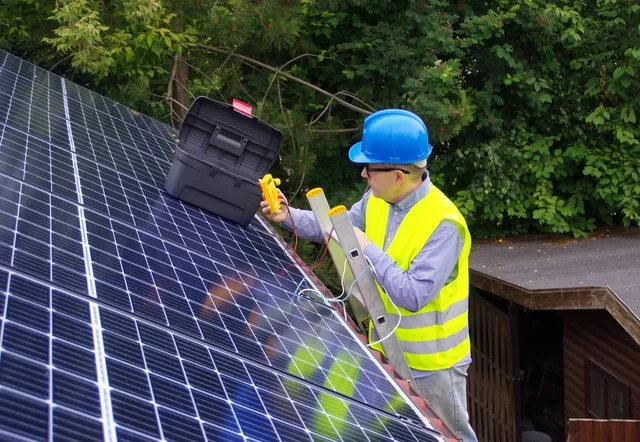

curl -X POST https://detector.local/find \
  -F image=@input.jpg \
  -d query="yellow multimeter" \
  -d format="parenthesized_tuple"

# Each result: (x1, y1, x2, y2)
(259, 174, 282, 214)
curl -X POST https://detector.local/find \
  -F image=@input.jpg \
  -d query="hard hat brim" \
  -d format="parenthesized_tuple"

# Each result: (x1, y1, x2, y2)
(349, 142, 382, 164)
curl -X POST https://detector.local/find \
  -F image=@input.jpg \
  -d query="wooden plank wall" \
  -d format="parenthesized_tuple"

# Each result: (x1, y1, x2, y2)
(468, 293, 517, 442)
(564, 311, 640, 425)
(567, 419, 640, 442)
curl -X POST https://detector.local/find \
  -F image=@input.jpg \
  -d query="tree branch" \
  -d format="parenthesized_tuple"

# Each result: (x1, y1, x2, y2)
(173, 77, 196, 99)
(181, 58, 227, 102)
(261, 53, 320, 106)
(291, 168, 306, 203)
(166, 55, 179, 128)
(309, 128, 361, 133)
(164, 96, 190, 112)
(277, 78, 297, 154)
(49, 54, 73, 73)
(334, 90, 376, 112)
(310, 97, 336, 125)
(197, 44, 373, 116)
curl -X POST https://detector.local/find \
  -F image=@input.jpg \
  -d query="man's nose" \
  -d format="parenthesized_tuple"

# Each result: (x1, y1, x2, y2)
(360, 167, 368, 178)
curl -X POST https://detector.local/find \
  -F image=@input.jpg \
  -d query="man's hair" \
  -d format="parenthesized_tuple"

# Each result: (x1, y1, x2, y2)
(412, 159, 427, 168)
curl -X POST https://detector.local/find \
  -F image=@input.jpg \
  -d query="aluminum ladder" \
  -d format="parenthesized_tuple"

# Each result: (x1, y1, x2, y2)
(306, 188, 416, 386)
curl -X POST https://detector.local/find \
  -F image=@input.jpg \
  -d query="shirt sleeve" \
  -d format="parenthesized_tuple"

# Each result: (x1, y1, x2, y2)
(346, 190, 369, 230)
(281, 207, 324, 243)
(281, 192, 370, 244)
(362, 220, 464, 312)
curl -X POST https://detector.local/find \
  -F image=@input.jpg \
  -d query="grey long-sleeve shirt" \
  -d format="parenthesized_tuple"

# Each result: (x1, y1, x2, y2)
(283, 174, 471, 376)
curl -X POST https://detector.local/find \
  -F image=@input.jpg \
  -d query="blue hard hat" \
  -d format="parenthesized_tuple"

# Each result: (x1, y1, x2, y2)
(348, 109, 432, 164)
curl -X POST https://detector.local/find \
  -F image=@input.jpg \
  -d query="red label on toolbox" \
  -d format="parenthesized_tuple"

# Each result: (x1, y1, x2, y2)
(232, 98, 253, 117)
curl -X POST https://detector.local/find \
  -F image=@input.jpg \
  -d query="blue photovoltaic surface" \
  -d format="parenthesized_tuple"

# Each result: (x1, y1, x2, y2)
(1, 269, 442, 442)
(0, 50, 445, 442)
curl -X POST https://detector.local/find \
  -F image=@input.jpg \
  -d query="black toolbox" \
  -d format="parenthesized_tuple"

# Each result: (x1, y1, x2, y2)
(165, 98, 283, 227)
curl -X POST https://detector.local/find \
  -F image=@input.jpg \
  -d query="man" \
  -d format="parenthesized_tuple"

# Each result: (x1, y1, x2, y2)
(261, 109, 477, 441)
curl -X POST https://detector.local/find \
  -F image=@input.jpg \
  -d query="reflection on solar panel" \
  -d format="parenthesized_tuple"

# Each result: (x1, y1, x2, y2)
(0, 50, 445, 441)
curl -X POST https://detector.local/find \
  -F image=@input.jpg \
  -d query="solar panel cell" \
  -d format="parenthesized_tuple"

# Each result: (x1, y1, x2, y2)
(53, 408, 104, 442)
(111, 391, 160, 438)
(0, 389, 50, 441)
(53, 370, 102, 417)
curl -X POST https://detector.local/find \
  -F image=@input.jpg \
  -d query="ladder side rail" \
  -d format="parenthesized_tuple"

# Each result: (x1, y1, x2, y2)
(328, 206, 417, 386)
(306, 189, 370, 331)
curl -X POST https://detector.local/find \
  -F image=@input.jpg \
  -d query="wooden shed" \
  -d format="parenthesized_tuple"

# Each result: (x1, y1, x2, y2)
(467, 227, 640, 442)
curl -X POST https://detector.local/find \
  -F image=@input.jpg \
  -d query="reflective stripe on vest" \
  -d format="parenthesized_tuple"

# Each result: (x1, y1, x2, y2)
(365, 185, 472, 371)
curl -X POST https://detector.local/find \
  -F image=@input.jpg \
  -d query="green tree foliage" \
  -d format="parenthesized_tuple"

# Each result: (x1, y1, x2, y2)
(440, 0, 640, 236)
(0, 0, 55, 64)
(320, 0, 640, 236)
(1, 0, 639, 244)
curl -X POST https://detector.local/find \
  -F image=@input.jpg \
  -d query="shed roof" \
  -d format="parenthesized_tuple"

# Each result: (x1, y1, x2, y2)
(469, 227, 640, 345)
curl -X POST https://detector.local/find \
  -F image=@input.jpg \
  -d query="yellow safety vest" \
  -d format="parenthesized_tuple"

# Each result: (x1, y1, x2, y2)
(365, 185, 471, 371)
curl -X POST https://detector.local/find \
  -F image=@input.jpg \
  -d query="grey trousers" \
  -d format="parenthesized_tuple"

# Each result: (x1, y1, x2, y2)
(414, 364, 478, 442)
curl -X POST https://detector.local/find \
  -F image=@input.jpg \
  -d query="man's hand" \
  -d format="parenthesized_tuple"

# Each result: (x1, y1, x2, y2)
(260, 188, 288, 223)
(353, 226, 372, 249)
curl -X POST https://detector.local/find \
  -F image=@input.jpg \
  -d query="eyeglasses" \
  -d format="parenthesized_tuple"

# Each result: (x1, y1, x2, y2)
(364, 164, 411, 175)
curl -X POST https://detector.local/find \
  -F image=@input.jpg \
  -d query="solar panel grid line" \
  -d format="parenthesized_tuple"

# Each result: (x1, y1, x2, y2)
(6, 263, 437, 442)
(76, 196, 383, 392)
(0, 177, 92, 295)
(0, 278, 99, 437)
(99, 307, 403, 442)
(0, 273, 106, 442)
(0, 269, 12, 440)
(7, 266, 438, 442)
(62, 131, 307, 291)
(66, 82, 176, 169)
(247, 223, 436, 418)
(0, 168, 417, 421)
(100, 187, 302, 290)
(59, 78, 176, 164)
(121, 314, 170, 441)
(0, 74, 69, 154)
(0, 56, 22, 181)
(0, 184, 424, 436)
(0, 67, 173, 188)
(0, 50, 452, 442)
(9, 182, 26, 271)
(5, 121, 300, 308)
(46, 266, 54, 440)
(78, 92, 168, 188)
(1, 86, 308, 294)
(0, 124, 72, 200)
(108, 97, 176, 165)
(61, 78, 117, 441)
(110, 214, 212, 349)
(68, 99, 167, 188)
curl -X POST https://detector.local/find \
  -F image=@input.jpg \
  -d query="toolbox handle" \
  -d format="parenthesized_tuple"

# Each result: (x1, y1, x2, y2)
(211, 126, 248, 156)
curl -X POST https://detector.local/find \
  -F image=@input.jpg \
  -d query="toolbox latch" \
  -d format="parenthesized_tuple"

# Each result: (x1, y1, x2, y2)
(232, 98, 253, 117)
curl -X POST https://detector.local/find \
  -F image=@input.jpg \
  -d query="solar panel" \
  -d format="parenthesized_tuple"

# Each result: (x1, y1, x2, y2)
(0, 49, 446, 441)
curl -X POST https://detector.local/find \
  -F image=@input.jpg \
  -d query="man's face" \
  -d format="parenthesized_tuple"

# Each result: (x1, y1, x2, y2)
(360, 164, 411, 201)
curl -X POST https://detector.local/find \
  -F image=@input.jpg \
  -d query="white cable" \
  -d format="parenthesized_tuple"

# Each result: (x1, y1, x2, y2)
(364, 255, 403, 348)
(295, 259, 350, 304)
(328, 258, 349, 302)
(296, 288, 328, 304)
